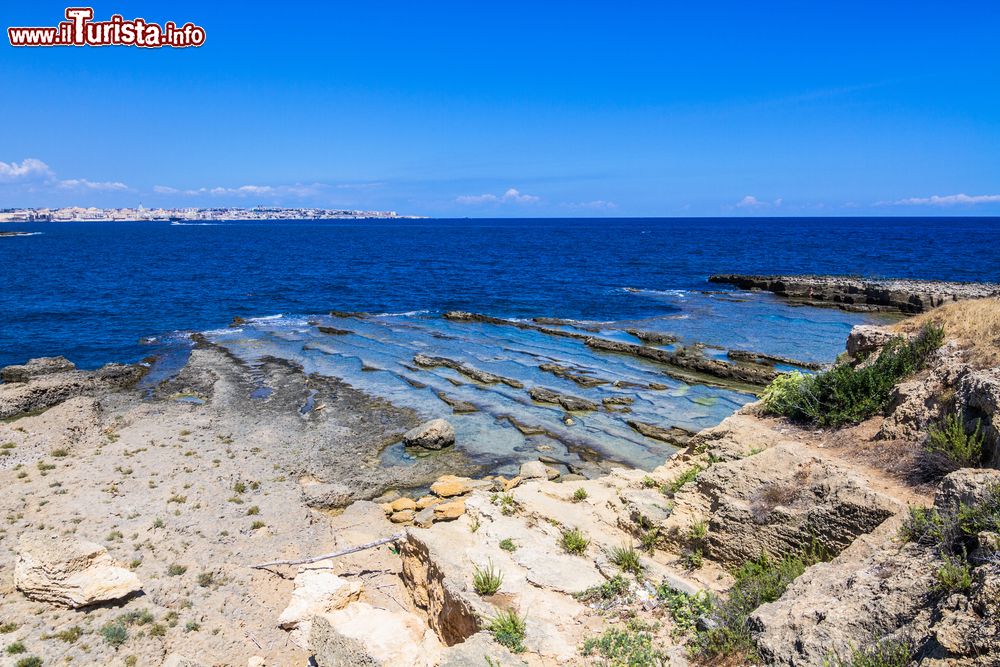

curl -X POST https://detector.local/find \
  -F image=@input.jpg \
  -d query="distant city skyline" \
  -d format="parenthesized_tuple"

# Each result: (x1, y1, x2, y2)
(2, 1, 998, 217)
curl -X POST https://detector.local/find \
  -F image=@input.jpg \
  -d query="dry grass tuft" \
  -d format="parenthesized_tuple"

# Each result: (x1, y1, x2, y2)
(894, 297, 1000, 368)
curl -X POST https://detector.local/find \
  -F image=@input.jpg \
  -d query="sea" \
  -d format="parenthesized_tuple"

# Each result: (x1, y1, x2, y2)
(2, 217, 997, 473)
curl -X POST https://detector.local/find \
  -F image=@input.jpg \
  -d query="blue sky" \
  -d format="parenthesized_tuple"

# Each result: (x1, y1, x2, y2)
(1, 1, 998, 216)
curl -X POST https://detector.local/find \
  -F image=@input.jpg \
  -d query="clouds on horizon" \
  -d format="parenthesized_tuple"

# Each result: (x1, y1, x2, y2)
(0, 157, 130, 193)
(456, 188, 540, 205)
(884, 193, 1000, 207)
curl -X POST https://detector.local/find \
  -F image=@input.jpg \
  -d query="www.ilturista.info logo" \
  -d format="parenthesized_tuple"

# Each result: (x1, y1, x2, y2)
(8, 7, 205, 48)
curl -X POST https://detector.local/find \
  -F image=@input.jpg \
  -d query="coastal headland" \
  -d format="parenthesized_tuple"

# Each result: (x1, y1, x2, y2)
(1, 276, 999, 666)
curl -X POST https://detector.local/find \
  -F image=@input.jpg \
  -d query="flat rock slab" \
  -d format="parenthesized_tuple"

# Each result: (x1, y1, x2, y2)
(15, 535, 142, 608)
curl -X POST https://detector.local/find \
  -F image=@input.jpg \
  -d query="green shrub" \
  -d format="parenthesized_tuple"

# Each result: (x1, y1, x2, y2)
(6, 641, 26, 654)
(15, 657, 43, 667)
(609, 544, 643, 576)
(499, 538, 517, 552)
(100, 621, 128, 647)
(657, 586, 714, 634)
(53, 626, 83, 643)
(925, 413, 984, 469)
(472, 561, 504, 596)
(488, 609, 526, 653)
(935, 553, 972, 593)
(825, 639, 914, 667)
(167, 564, 187, 576)
(561, 527, 589, 555)
(580, 620, 666, 666)
(572, 487, 588, 502)
(762, 324, 944, 426)
(576, 574, 631, 603)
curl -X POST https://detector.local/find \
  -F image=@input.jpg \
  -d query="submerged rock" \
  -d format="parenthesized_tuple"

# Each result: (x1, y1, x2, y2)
(528, 386, 598, 411)
(15, 535, 143, 608)
(402, 418, 456, 450)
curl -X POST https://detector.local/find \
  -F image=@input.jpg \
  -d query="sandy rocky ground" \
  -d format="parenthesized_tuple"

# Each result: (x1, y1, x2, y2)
(0, 309, 999, 666)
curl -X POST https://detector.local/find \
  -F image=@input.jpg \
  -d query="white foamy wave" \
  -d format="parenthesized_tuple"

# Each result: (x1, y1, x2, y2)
(373, 310, 431, 317)
(621, 287, 690, 298)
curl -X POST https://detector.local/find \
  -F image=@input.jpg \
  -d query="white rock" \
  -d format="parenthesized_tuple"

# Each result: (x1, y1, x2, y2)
(279, 567, 363, 648)
(310, 602, 443, 666)
(15, 535, 142, 608)
(519, 460, 549, 479)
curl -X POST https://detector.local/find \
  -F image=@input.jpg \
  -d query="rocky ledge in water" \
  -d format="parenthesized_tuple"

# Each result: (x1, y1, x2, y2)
(709, 273, 1000, 313)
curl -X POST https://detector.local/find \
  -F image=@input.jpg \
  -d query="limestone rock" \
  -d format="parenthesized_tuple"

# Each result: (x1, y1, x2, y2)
(391, 509, 415, 523)
(1, 355, 76, 383)
(846, 324, 900, 358)
(528, 386, 598, 411)
(430, 475, 471, 497)
(519, 461, 549, 480)
(438, 631, 528, 666)
(403, 418, 456, 450)
(15, 535, 142, 608)
(389, 497, 417, 512)
(415, 495, 440, 509)
(433, 499, 465, 521)
(310, 602, 443, 667)
(413, 507, 436, 528)
(301, 479, 354, 509)
(955, 368, 1000, 467)
(278, 567, 363, 647)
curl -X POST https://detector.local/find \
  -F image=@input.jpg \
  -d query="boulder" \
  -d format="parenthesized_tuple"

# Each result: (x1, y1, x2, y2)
(403, 419, 456, 450)
(310, 602, 443, 667)
(278, 567, 363, 647)
(846, 324, 900, 358)
(528, 386, 598, 411)
(390, 509, 415, 524)
(519, 461, 549, 480)
(955, 368, 1000, 467)
(389, 497, 417, 512)
(430, 475, 471, 497)
(433, 500, 465, 521)
(15, 535, 142, 608)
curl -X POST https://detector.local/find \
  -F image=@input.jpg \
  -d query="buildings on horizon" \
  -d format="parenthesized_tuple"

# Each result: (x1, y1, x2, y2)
(0, 206, 413, 222)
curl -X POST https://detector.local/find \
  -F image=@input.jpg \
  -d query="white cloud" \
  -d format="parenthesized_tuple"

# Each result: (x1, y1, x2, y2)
(0, 158, 54, 182)
(153, 185, 179, 194)
(562, 199, 618, 210)
(735, 195, 783, 209)
(57, 178, 129, 191)
(152, 183, 327, 198)
(456, 187, 540, 205)
(887, 193, 1000, 206)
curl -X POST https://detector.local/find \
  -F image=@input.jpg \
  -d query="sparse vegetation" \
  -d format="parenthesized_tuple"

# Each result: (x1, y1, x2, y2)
(935, 553, 973, 593)
(561, 527, 589, 555)
(473, 560, 504, 596)
(197, 571, 216, 588)
(573, 487, 589, 502)
(608, 544, 643, 576)
(581, 620, 666, 666)
(250, 520, 266, 530)
(761, 323, 944, 426)
(488, 609, 526, 653)
(167, 563, 187, 576)
(824, 639, 915, 667)
(499, 538, 517, 552)
(50, 448, 69, 458)
(0, 622, 19, 633)
(657, 586, 714, 634)
(666, 465, 702, 495)
(15, 658, 43, 667)
(6, 641, 26, 654)
(246, 505, 260, 516)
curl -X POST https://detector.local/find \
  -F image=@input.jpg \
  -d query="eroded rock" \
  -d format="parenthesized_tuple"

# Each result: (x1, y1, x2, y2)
(403, 418, 456, 450)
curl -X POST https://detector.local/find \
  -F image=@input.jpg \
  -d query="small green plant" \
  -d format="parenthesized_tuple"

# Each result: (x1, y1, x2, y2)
(0, 623, 18, 634)
(640, 528, 660, 553)
(246, 505, 260, 516)
(250, 520, 266, 530)
(36, 461, 56, 472)
(152, 517, 165, 529)
(167, 563, 187, 576)
(53, 626, 83, 642)
(641, 475, 657, 488)
(576, 574, 631, 602)
(184, 621, 200, 633)
(197, 571, 216, 588)
(667, 465, 702, 495)
(572, 487, 588, 502)
(101, 621, 128, 647)
(581, 620, 666, 665)
(925, 413, 984, 469)
(935, 553, 972, 593)
(15, 657, 43, 667)
(149, 623, 167, 637)
(608, 544, 643, 576)
(688, 520, 708, 541)
(472, 561, 504, 596)
(499, 538, 517, 552)
(125, 656, 138, 667)
(488, 609, 526, 653)
(684, 547, 703, 570)
(561, 527, 589, 555)
(6, 641, 26, 654)
(50, 448, 69, 458)
(167, 494, 186, 504)
(232, 481, 247, 494)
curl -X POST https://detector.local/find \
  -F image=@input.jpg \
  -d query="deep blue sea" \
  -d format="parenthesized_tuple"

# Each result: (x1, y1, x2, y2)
(2, 217, 998, 471)
(2, 217, 998, 370)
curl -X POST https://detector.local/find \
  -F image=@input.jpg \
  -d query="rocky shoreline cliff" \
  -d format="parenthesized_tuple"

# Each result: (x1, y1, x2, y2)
(1, 296, 998, 666)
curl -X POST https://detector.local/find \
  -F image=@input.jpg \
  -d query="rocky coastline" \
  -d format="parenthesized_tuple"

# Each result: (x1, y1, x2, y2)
(709, 274, 1000, 313)
(1, 298, 999, 666)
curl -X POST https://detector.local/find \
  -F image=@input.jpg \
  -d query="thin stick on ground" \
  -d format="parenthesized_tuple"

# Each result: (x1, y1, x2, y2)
(251, 532, 405, 569)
